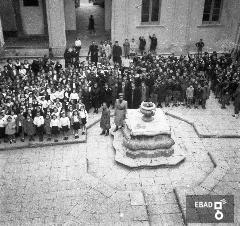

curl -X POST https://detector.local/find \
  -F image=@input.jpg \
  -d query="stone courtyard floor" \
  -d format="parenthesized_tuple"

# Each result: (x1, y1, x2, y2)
(0, 94, 240, 225)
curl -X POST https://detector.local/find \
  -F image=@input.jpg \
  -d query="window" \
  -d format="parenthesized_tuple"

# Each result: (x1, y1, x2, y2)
(141, 0, 160, 23)
(23, 0, 39, 7)
(202, 0, 222, 24)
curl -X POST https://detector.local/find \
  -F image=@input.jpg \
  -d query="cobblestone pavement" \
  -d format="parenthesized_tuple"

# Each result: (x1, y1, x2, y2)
(0, 96, 240, 225)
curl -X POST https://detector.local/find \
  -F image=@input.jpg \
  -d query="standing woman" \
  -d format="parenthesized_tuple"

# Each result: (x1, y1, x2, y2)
(123, 39, 130, 59)
(113, 93, 127, 132)
(100, 102, 111, 136)
(88, 15, 96, 35)
(129, 38, 137, 58)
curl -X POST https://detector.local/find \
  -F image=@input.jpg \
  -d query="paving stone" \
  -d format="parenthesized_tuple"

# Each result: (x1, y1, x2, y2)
(131, 205, 148, 221)
(129, 191, 145, 206)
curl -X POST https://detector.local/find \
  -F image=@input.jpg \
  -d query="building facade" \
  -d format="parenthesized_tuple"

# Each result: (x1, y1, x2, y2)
(0, 0, 240, 55)
(0, 0, 77, 55)
(111, 0, 240, 54)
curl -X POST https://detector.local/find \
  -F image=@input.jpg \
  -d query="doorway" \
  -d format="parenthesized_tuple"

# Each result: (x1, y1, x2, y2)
(67, 0, 111, 56)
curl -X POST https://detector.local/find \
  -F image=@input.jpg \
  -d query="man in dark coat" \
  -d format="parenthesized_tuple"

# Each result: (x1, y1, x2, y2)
(112, 41, 122, 66)
(149, 34, 157, 53)
(128, 83, 141, 109)
(91, 82, 100, 113)
(64, 48, 72, 67)
(119, 80, 131, 101)
(140, 81, 149, 102)
(88, 41, 99, 66)
(101, 83, 112, 108)
(82, 86, 91, 113)
(196, 39, 204, 57)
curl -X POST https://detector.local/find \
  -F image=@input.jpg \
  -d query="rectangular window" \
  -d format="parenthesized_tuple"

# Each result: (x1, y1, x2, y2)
(141, 0, 160, 23)
(23, 0, 39, 7)
(202, 0, 222, 24)
(141, 0, 150, 22)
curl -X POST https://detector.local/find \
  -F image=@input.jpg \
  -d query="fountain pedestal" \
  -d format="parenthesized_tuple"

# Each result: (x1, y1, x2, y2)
(111, 105, 185, 168)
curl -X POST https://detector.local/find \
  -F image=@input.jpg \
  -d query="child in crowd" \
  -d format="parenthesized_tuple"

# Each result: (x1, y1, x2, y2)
(50, 114, 60, 142)
(0, 113, 6, 143)
(33, 112, 45, 142)
(44, 114, 52, 141)
(71, 110, 81, 139)
(60, 112, 70, 140)
(16, 110, 25, 142)
(5, 116, 16, 143)
(23, 114, 35, 141)
(79, 105, 88, 135)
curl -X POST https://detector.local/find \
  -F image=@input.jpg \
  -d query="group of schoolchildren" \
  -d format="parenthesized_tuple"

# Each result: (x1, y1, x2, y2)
(0, 57, 89, 144)
(0, 101, 88, 144)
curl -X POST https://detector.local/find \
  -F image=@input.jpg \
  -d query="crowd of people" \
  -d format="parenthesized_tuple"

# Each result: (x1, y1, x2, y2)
(1, 37, 240, 144)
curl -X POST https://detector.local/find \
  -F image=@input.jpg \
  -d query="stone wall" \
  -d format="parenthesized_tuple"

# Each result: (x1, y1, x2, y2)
(0, 0, 17, 32)
(64, 0, 77, 31)
(19, 0, 45, 35)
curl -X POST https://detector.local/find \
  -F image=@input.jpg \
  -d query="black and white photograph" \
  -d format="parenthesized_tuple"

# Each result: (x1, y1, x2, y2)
(0, 0, 240, 225)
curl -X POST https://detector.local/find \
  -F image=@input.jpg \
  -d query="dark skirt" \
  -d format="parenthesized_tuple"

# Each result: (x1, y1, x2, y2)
(81, 117, 86, 125)
(61, 125, 69, 132)
(36, 125, 44, 134)
(51, 126, 59, 135)
(0, 127, 5, 138)
(72, 122, 80, 130)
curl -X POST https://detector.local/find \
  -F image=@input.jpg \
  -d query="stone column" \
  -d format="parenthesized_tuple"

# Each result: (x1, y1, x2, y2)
(12, 0, 24, 36)
(0, 16, 4, 47)
(105, 0, 111, 31)
(46, 0, 66, 56)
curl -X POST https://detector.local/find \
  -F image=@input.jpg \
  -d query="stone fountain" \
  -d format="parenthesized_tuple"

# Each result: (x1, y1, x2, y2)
(111, 102, 185, 168)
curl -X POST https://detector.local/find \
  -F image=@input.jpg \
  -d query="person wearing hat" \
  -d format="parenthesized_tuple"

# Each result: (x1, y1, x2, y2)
(112, 41, 122, 67)
(114, 93, 127, 132)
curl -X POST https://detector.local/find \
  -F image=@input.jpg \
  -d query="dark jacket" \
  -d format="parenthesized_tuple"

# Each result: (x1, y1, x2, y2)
(128, 86, 141, 109)
(139, 38, 146, 51)
(112, 45, 122, 58)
